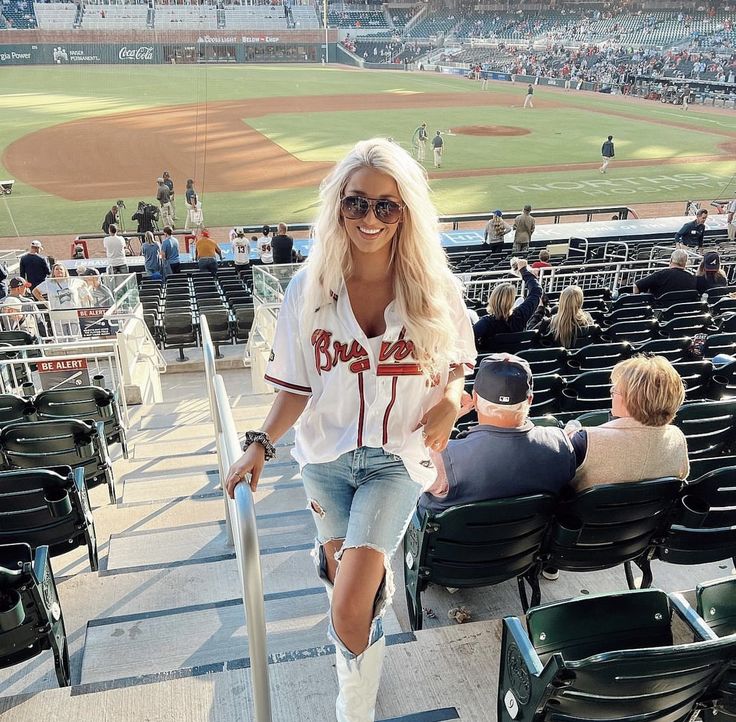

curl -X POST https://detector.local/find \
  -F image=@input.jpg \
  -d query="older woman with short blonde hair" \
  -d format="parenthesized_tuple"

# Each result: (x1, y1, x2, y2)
(569, 355, 689, 490)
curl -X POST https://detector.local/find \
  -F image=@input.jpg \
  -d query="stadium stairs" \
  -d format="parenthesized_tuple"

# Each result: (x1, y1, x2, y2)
(1, 365, 734, 720)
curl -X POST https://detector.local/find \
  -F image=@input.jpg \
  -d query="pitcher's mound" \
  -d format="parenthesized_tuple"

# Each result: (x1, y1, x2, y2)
(453, 125, 530, 137)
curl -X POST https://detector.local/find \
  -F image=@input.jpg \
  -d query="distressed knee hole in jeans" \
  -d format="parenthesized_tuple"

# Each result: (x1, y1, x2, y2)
(308, 498, 326, 519)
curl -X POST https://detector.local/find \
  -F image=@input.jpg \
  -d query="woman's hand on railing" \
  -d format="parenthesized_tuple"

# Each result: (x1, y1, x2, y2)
(225, 443, 266, 498)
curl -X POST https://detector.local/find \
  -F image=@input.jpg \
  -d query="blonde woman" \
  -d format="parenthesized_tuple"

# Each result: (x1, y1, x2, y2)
(568, 355, 689, 490)
(473, 259, 542, 352)
(483, 209, 512, 253)
(224, 138, 476, 721)
(32, 263, 90, 336)
(534, 285, 595, 348)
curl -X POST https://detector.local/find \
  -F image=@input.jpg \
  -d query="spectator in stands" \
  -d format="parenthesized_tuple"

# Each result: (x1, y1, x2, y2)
(634, 249, 696, 297)
(675, 208, 708, 250)
(483, 210, 512, 253)
(473, 259, 542, 351)
(194, 229, 222, 276)
(101, 205, 119, 235)
(160, 226, 181, 278)
(7, 277, 45, 336)
(531, 249, 552, 269)
(0, 296, 38, 336)
(77, 267, 114, 308)
(695, 251, 728, 294)
(141, 231, 161, 277)
(232, 230, 251, 273)
(567, 355, 688, 490)
(103, 224, 128, 275)
(271, 223, 294, 264)
(162, 171, 176, 220)
(184, 179, 200, 232)
(223, 137, 475, 722)
(418, 353, 576, 515)
(532, 285, 596, 348)
(512, 205, 535, 254)
(19, 240, 50, 290)
(258, 225, 273, 265)
(33, 264, 90, 336)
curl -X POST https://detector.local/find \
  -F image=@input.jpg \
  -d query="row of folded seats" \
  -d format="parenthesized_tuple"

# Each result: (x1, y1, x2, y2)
(0, 386, 127, 684)
(139, 270, 255, 360)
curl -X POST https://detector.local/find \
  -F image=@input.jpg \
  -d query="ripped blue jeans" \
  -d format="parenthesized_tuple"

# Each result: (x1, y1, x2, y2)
(301, 446, 423, 657)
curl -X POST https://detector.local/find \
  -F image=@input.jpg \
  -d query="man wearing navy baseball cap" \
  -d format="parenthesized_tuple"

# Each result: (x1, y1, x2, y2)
(418, 353, 576, 515)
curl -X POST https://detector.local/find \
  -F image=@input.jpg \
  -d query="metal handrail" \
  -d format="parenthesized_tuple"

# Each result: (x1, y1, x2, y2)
(201, 316, 272, 722)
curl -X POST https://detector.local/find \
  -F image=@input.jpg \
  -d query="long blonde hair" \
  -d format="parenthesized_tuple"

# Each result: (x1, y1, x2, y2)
(487, 283, 516, 321)
(303, 138, 458, 376)
(548, 285, 593, 347)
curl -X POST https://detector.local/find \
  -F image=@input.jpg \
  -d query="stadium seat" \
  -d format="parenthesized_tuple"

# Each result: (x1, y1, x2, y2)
(497, 589, 736, 722)
(234, 306, 255, 344)
(602, 319, 659, 344)
(482, 330, 539, 354)
(654, 466, 736, 570)
(659, 301, 709, 323)
(672, 360, 714, 399)
(653, 289, 700, 308)
(612, 292, 654, 309)
(34, 386, 128, 458)
(203, 310, 232, 359)
(566, 341, 632, 372)
(601, 305, 654, 326)
(659, 313, 713, 338)
(0, 543, 70, 692)
(637, 336, 692, 363)
(0, 466, 97, 571)
(718, 314, 736, 334)
(403, 494, 556, 628)
(515, 347, 567, 377)
(561, 370, 613, 411)
(541, 477, 681, 590)
(710, 297, 736, 316)
(0, 395, 34, 429)
(0, 419, 116, 504)
(703, 332, 736, 359)
(162, 313, 199, 362)
(529, 374, 564, 415)
(673, 399, 736, 457)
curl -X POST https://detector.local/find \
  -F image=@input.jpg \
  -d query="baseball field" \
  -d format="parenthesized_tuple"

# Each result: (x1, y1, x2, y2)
(1, 63, 735, 237)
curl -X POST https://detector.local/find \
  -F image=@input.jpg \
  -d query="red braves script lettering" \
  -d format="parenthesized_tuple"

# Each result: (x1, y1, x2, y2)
(379, 339, 415, 362)
(311, 330, 368, 374)
(38, 360, 87, 372)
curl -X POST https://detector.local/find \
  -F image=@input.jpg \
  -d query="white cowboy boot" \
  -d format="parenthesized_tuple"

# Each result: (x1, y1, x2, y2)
(335, 636, 386, 722)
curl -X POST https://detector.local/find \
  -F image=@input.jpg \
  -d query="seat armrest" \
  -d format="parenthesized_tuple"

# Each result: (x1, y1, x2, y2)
(670, 592, 718, 641)
(31, 545, 50, 585)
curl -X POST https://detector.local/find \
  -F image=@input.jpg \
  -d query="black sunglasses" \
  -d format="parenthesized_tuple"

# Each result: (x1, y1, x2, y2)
(340, 196, 404, 224)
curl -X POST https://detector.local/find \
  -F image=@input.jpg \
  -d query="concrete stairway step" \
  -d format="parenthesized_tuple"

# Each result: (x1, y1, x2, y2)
(1, 619, 500, 720)
(0, 551, 319, 696)
(79, 591, 403, 685)
(130, 424, 294, 448)
(105, 509, 313, 573)
(132, 404, 273, 430)
(120, 473, 305, 512)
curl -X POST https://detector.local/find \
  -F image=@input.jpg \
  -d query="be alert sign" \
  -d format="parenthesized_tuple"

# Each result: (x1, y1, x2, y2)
(37, 358, 90, 390)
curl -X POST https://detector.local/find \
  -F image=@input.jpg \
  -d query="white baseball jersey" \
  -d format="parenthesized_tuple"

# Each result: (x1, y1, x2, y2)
(265, 270, 476, 488)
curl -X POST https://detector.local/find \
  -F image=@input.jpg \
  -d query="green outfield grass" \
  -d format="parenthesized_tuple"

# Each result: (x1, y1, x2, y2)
(0, 64, 735, 237)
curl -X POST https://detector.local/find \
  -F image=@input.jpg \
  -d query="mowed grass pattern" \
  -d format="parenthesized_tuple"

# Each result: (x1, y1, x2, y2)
(0, 64, 734, 236)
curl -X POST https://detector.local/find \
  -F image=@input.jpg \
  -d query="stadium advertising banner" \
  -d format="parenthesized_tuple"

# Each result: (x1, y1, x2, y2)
(0, 43, 161, 65)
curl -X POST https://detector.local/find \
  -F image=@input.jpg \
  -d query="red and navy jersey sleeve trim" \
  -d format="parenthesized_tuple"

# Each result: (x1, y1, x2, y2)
(264, 374, 312, 395)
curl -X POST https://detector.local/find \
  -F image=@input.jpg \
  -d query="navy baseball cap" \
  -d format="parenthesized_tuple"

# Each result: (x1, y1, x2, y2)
(474, 353, 532, 405)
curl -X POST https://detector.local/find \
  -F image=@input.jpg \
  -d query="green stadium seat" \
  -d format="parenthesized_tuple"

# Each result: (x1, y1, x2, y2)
(672, 399, 736, 457)
(0, 543, 70, 687)
(0, 419, 116, 504)
(498, 589, 736, 722)
(0, 466, 97, 571)
(403, 494, 556, 629)
(34, 386, 128, 458)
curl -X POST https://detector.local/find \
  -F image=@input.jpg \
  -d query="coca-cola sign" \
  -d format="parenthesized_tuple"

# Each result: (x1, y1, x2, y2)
(118, 46, 154, 61)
